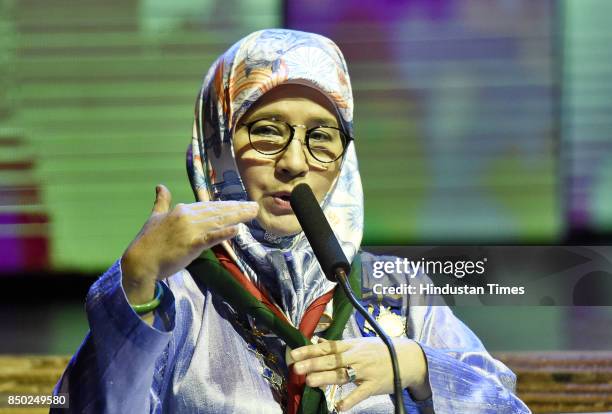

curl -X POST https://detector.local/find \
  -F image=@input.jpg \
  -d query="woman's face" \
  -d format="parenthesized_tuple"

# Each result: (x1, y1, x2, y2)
(233, 84, 343, 236)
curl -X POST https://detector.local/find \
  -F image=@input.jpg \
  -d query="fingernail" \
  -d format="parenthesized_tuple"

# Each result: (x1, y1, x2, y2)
(294, 363, 304, 373)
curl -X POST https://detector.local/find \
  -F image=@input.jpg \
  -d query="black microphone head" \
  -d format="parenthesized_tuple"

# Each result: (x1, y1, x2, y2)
(290, 183, 350, 281)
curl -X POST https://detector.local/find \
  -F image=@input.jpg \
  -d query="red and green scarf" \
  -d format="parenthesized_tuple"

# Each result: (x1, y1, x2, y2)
(187, 247, 361, 414)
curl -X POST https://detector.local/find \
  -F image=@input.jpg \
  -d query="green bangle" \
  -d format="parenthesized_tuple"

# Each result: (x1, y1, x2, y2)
(130, 281, 164, 315)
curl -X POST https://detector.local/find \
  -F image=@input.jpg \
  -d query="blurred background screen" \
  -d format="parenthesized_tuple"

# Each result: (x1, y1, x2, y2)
(1, 0, 611, 274)
(288, 0, 560, 244)
(563, 0, 612, 239)
(1, 0, 282, 272)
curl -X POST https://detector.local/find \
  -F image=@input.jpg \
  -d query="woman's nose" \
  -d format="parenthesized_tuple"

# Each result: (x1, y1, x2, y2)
(275, 134, 309, 178)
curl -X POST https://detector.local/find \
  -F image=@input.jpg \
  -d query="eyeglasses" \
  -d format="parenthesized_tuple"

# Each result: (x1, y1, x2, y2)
(240, 118, 352, 163)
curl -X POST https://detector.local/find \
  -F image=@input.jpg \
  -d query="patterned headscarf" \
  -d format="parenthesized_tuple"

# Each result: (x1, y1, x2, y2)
(187, 29, 363, 326)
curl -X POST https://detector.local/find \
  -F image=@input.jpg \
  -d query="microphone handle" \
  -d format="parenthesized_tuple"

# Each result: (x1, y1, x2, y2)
(335, 268, 407, 414)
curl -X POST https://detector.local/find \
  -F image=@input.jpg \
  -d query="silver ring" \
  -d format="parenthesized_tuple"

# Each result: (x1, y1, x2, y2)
(345, 365, 357, 383)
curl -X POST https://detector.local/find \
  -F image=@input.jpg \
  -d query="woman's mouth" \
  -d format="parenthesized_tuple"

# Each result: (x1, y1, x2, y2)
(270, 192, 293, 213)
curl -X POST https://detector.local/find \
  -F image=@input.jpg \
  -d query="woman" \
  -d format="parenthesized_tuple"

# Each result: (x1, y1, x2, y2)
(54, 29, 530, 413)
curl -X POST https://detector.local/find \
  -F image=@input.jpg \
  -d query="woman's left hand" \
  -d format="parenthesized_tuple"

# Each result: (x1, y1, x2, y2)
(290, 337, 431, 412)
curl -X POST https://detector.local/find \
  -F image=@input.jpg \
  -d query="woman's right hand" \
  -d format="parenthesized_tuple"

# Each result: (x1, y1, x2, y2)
(120, 184, 259, 306)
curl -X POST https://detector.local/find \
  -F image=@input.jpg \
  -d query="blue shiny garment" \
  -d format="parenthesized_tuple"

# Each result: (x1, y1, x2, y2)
(53, 251, 531, 414)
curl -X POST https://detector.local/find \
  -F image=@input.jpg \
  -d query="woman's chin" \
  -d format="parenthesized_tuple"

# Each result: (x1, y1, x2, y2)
(258, 214, 302, 237)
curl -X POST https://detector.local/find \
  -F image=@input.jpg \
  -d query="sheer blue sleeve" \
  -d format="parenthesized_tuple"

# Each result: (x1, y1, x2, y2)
(358, 251, 530, 413)
(413, 304, 531, 413)
(52, 259, 176, 413)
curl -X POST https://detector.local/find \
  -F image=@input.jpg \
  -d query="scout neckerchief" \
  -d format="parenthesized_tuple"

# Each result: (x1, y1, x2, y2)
(186, 247, 362, 414)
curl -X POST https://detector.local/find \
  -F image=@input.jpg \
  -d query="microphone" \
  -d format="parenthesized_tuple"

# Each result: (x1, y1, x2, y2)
(289, 183, 350, 282)
(290, 183, 407, 414)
